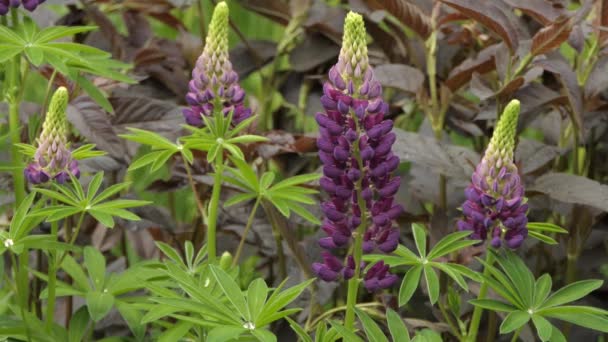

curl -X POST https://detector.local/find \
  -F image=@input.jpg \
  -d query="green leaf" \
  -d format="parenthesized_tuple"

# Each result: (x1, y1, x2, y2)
(499, 311, 530, 334)
(531, 315, 552, 342)
(86, 291, 115, 322)
(257, 278, 314, 327)
(77, 75, 113, 113)
(528, 231, 558, 245)
(207, 326, 246, 342)
(393, 244, 420, 264)
(225, 193, 257, 207)
(424, 265, 440, 304)
(61, 255, 91, 291)
(157, 321, 193, 342)
(285, 317, 312, 342)
(251, 328, 277, 342)
(469, 299, 517, 312)
(88, 210, 115, 228)
(355, 308, 388, 342)
(285, 202, 321, 225)
(71, 144, 106, 160)
(427, 231, 477, 260)
(247, 278, 268, 322)
(541, 308, 608, 333)
(495, 250, 535, 307)
(533, 274, 552, 308)
(35, 26, 97, 43)
(270, 173, 320, 191)
(399, 265, 422, 307)
(0, 26, 26, 45)
(84, 247, 106, 290)
(330, 321, 364, 342)
(549, 325, 567, 342)
(540, 279, 603, 309)
(526, 222, 568, 234)
(115, 300, 145, 341)
(227, 134, 268, 144)
(386, 308, 410, 342)
(68, 307, 90, 342)
(412, 329, 442, 342)
(209, 265, 251, 320)
(411, 223, 427, 257)
(86, 172, 105, 202)
(0, 44, 23, 63)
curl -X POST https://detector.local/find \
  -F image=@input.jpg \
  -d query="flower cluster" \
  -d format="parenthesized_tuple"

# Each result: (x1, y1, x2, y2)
(0, 0, 45, 15)
(183, 1, 251, 127)
(312, 12, 402, 292)
(24, 87, 80, 184)
(458, 100, 528, 249)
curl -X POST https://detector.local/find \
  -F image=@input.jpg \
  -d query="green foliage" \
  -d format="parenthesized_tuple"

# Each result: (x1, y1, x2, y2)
(33, 172, 150, 228)
(225, 156, 321, 224)
(0, 20, 133, 112)
(470, 250, 608, 341)
(365, 223, 481, 306)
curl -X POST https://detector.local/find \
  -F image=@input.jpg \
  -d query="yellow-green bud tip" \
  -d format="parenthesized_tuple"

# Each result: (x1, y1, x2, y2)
(48, 87, 69, 117)
(489, 99, 521, 155)
(212, 1, 229, 22)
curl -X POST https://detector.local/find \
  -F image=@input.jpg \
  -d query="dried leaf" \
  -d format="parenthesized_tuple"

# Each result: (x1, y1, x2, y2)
(529, 173, 608, 212)
(440, 0, 519, 52)
(374, 64, 425, 93)
(363, 0, 432, 39)
(531, 16, 573, 56)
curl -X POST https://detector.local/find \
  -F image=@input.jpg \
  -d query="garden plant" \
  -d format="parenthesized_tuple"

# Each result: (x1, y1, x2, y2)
(1, 0, 608, 341)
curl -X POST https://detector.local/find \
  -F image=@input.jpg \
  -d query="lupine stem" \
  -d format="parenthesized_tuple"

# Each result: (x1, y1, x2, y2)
(233, 197, 261, 265)
(46, 200, 58, 330)
(344, 109, 370, 330)
(467, 249, 496, 342)
(510, 326, 523, 342)
(206, 150, 224, 264)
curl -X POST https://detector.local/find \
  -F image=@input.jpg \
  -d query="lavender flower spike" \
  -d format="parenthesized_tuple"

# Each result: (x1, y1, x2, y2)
(458, 99, 528, 249)
(313, 12, 402, 292)
(0, 0, 45, 15)
(183, 1, 251, 127)
(24, 87, 80, 184)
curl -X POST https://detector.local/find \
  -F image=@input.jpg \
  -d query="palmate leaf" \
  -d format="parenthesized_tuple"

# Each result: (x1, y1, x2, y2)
(386, 308, 410, 342)
(472, 251, 608, 340)
(355, 308, 388, 342)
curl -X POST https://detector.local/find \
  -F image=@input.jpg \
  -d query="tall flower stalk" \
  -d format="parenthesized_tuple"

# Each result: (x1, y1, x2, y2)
(462, 99, 527, 341)
(184, 1, 252, 262)
(313, 12, 402, 330)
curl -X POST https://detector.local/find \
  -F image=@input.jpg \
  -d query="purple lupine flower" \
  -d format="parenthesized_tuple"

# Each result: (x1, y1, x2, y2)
(24, 87, 80, 184)
(313, 12, 403, 292)
(0, 0, 45, 14)
(183, 1, 251, 127)
(364, 261, 399, 292)
(458, 100, 528, 249)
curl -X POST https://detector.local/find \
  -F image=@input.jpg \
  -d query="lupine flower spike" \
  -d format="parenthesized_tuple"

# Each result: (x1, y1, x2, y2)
(183, 1, 251, 127)
(24, 87, 80, 184)
(313, 12, 402, 292)
(0, 0, 45, 15)
(458, 99, 528, 249)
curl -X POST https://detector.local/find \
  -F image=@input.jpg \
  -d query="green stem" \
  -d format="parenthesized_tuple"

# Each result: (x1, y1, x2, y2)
(512, 53, 533, 80)
(206, 150, 224, 264)
(8, 55, 24, 207)
(12, 253, 32, 341)
(438, 296, 462, 340)
(344, 103, 371, 331)
(46, 199, 58, 330)
(232, 198, 261, 265)
(467, 249, 496, 342)
(510, 326, 523, 342)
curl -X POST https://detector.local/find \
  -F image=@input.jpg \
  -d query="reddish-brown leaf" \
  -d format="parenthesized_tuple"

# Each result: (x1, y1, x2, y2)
(531, 16, 573, 56)
(496, 76, 524, 98)
(596, 0, 608, 43)
(503, 0, 565, 25)
(440, 0, 519, 52)
(374, 64, 425, 94)
(239, 0, 291, 26)
(535, 58, 584, 137)
(364, 0, 432, 39)
(444, 44, 500, 91)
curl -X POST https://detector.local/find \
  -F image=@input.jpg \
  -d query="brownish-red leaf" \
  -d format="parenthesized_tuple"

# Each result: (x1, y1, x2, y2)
(596, 0, 608, 43)
(440, 0, 519, 52)
(239, 0, 291, 26)
(535, 58, 584, 138)
(364, 0, 432, 39)
(531, 16, 573, 56)
(444, 44, 500, 91)
(503, 0, 565, 25)
(374, 64, 425, 93)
